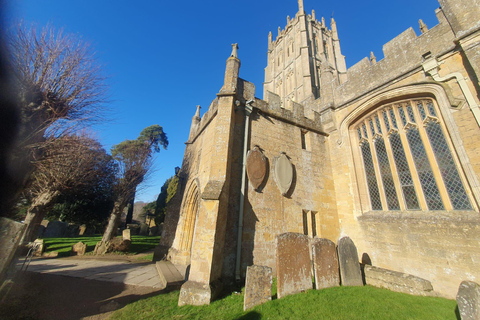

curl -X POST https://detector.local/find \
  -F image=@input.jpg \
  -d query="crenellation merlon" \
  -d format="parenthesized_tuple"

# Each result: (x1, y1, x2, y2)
(258, 91, 325, 134)
(333, 8, 456, 108)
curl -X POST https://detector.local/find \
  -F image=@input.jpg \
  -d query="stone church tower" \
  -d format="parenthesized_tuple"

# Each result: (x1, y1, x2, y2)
(156, 0, 480, 306)
(264, 0, 347, 109)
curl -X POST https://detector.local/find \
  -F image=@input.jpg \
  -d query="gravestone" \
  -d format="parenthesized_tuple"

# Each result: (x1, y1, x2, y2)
(43, 221, 68, 237)
(456, 280, 480, 320)
(65, 224, 79, 237)
(244, 265, 272, 311)
(337, 236, 363, 286)
(79, 225, 87, 236)
(32, 239, 45, 257)
(72, 242, 87, 255)
(312, 238, 340, 290)
(139, 223, 148, 236)
(122, 228, 131, 241)
(276, 233, 312, 299)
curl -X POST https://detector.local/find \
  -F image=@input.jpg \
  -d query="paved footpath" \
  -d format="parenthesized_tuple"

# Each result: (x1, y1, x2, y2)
(19, 257, 162, 288)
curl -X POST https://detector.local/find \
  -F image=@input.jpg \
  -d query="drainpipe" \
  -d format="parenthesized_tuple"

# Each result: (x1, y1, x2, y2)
(235, 99, 254, 281)
(422, 57, 480, 127)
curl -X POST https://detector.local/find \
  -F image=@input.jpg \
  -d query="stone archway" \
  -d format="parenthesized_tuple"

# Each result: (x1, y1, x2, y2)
(170, 181, 199, 265)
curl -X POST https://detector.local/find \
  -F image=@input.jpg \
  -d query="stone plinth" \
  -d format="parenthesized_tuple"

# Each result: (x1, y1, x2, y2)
(312, 238, 340, 290)
(178, 281, 212, 306)
(337, 236, 363, 286)
(244, 265, 272, 311)
(456, 280, 480, 320)
(276, 233, 312, 299)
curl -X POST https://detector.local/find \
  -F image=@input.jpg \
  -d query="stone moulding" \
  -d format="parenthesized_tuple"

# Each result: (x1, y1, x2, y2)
(246, 146, 268, 190)
(273, 152, 293, 196)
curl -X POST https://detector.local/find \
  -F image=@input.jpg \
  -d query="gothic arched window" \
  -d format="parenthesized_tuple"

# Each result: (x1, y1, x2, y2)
(354, 98, 473, 211)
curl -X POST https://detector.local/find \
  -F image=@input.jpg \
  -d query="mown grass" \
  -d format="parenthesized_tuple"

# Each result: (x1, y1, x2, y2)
(43, 235, 161, 257)
(112, 284, 458, 320)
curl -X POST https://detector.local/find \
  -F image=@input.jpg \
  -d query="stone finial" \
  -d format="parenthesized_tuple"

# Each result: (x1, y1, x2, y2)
(194, 105, 201, 118)
(278, 26, 281, 36)
(322, 17, 326, 27)
(419, 19, 428, 33)
(287, 15, 290, 23)
(268, 31, 272, 43)
(230, 43, 239, 58)
(298, 0, 304, 12)
(331, 17, 338, 38)
(370, 51, 377, 64)
(312, 9, 316, 20)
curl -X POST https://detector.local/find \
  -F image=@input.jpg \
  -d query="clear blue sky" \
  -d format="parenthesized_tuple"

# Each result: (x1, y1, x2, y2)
(6, 0, 440, 203)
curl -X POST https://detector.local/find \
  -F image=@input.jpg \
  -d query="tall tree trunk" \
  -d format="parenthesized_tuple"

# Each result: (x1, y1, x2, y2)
(125, 191, 135, 225)
(21, 190, 58, 243)
(101, 200, 125, 242)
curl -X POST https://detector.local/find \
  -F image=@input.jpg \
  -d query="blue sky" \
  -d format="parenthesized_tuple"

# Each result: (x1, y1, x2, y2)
(7, 0, 440, 203)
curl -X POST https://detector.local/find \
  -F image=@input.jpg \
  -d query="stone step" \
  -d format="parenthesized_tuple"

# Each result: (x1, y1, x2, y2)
(155, 261, 185, 290)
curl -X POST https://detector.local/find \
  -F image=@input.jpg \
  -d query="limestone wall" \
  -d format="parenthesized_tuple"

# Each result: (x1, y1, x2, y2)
(241, 101, 339, 276)
(324, 45, 480, 298)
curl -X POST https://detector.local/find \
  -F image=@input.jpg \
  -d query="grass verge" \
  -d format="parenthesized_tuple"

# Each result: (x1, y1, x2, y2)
(43, 235, 161, 257)
(112, 285, 457, 320)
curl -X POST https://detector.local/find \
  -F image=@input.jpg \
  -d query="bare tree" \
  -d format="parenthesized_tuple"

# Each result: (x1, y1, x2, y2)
(3, 23, 107, 217)
(95, 125, 167, 253)
(21, 134, 114, 243)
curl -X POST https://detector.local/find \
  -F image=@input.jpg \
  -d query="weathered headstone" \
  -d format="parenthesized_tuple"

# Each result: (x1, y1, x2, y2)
(43, 221, 68, 237)
(337, 236, 363, 286)
(122, 228, 131, 241)
(139, 223, 148, 236)
(32, 239, 45, 257)
(79, 225, 87, 236)
(127, 224, 140, 235)
(244, 265, 272, 311)
(72, 242, 87, 255)
(65, 224, 79, 237)
(312, 238, 340, 290)
(276, 232, 312, 299)
(456, 280, 480, 320)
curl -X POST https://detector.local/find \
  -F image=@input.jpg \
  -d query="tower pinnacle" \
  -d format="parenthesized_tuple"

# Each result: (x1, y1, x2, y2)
(230, 43, 239, 58)
(298, 0, 304, 13)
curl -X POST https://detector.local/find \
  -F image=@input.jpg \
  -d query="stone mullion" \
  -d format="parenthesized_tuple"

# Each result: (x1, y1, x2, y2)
(393, 106, 428, 211)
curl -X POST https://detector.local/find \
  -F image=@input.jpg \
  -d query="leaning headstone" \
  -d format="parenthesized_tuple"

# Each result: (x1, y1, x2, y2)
(456, 280, 480, 320)
(72, 242, 87, 255)
(244, 265, 272, 311)
(276, 233, 312, 299)
(312, 238, 340, 290)
(122, 229, 131, 241)
(337, 236, 363, 286)
(79, 225, 87, 236)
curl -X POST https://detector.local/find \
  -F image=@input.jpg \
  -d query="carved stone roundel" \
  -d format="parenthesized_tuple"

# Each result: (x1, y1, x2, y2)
(274, 152, 293, 196)
(246, 146, 267, 190)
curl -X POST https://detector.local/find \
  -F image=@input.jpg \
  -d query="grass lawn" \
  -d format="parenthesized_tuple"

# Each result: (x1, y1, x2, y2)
(112, 284, 458, 320)
(43, 235, 161, 257)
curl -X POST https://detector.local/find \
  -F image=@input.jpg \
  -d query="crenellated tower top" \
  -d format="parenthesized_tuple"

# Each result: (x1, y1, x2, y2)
(263, 1, 347, 111)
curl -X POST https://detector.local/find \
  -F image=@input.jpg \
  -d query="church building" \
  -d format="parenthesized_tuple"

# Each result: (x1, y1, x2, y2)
(156, 0, 480, 305)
